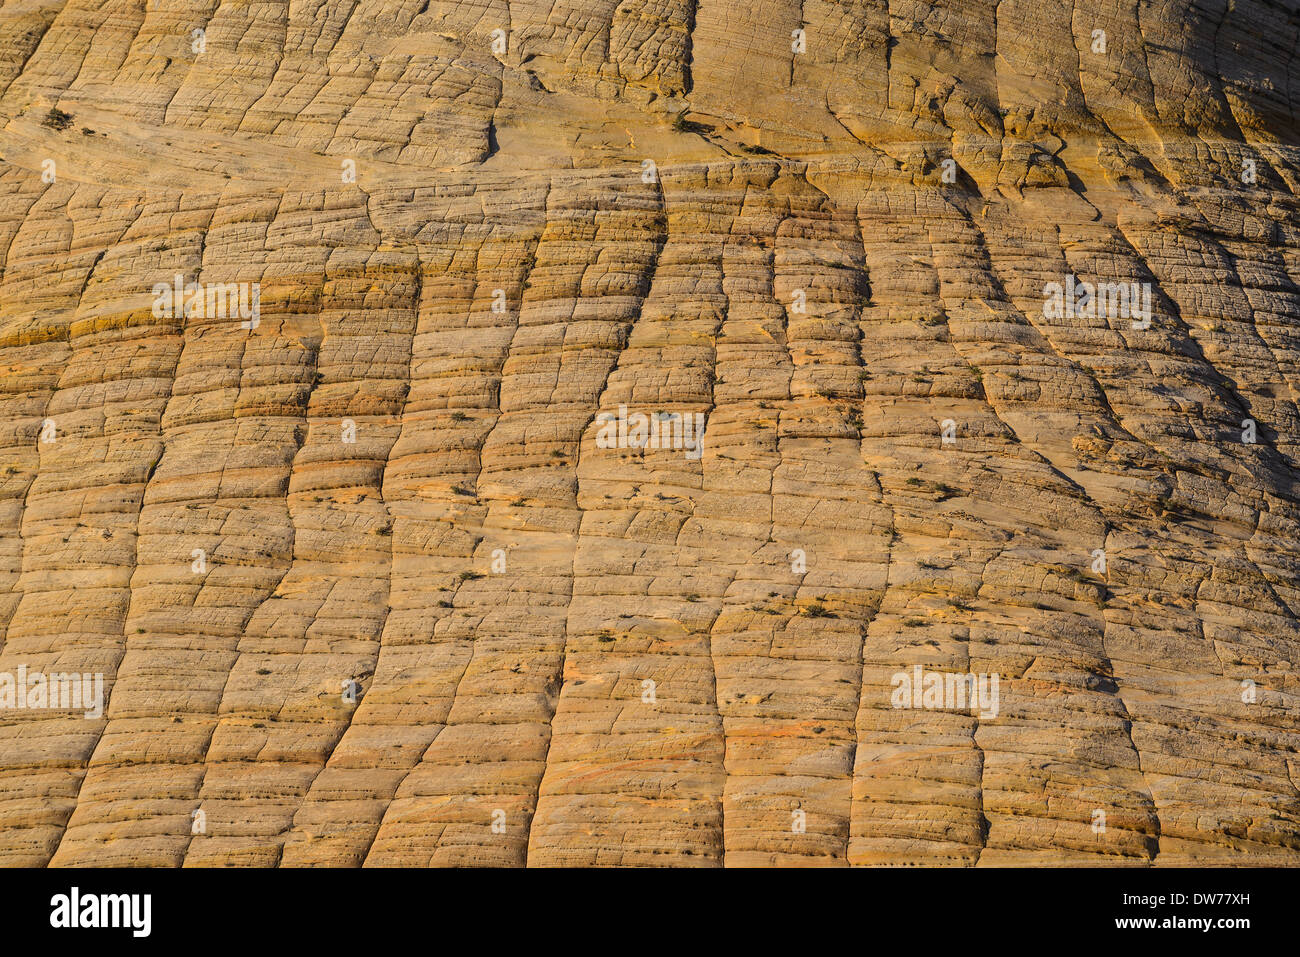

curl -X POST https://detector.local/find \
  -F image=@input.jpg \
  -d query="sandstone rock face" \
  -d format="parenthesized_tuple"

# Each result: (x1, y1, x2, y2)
(0, 0, 1297, 868)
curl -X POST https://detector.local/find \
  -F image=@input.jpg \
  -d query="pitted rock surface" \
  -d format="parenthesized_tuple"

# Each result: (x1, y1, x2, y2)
(0, 0, 1297, 866)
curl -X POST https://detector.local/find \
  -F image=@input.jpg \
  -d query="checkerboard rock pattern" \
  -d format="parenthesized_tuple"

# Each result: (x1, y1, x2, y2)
(0, 0, 1297, 866)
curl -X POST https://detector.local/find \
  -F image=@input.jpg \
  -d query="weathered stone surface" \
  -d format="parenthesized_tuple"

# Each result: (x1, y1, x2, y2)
(0, 0, 1297, 867)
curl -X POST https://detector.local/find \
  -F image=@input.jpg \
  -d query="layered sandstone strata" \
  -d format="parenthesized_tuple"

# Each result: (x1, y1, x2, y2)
(0, 0, 1297, 866)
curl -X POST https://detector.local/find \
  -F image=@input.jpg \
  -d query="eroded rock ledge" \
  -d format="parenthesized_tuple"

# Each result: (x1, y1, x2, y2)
(0, 0, 1297, 866)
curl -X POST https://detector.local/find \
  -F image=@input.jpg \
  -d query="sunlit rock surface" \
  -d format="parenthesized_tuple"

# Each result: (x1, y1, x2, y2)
(0, 0, 1297, 867)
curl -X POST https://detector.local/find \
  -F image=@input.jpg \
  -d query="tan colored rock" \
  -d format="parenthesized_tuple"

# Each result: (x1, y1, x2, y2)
(0, 0, 1296, 867)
